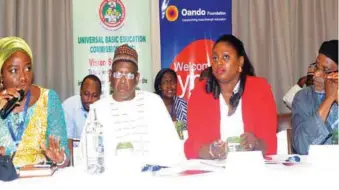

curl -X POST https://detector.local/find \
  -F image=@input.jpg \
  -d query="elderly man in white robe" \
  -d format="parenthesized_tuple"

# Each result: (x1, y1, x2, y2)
(81, 44, 184, 173)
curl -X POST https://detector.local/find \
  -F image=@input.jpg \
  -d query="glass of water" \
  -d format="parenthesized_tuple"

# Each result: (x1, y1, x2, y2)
(227, 136, 244, 152)
(115, 142, 134, 157)
(175, 121, 185, 140)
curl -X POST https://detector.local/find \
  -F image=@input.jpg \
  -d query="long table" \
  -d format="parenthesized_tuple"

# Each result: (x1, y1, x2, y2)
(1, 155, 337, 190)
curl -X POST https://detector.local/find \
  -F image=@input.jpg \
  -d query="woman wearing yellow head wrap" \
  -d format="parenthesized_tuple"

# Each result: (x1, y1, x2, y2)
(0, 37, 69, 168)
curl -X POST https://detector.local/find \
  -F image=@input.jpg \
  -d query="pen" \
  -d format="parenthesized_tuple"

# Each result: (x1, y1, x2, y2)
(200, 161, 226, 169)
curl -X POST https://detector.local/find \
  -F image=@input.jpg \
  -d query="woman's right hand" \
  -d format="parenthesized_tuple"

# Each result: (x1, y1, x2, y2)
(199, 140, 227, 160)
(0, 88, 22, 109)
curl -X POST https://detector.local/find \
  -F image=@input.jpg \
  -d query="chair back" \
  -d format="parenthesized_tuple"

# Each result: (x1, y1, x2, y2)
(277, 113, 293, 154)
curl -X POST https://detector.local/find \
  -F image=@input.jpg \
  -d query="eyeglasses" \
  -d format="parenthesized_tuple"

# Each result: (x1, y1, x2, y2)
(315, 65, 338, 75)
(112, 72, 135, 79)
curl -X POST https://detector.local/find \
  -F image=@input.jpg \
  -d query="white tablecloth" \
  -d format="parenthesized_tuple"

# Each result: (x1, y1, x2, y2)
(1, 155, 338, 190)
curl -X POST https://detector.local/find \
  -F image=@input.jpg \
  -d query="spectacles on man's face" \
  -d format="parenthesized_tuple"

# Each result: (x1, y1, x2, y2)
(314, 64, 338, 75)
(112, 71, 136, 79)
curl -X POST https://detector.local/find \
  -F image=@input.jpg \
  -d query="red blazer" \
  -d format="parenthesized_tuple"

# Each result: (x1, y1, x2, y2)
(184, 76, 277, 159)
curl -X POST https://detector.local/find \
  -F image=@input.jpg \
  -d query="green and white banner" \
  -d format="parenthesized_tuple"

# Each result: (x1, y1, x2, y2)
(72, 0, 152, 97)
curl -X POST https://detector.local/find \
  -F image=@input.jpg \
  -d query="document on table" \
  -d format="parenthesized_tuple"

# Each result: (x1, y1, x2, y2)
(153, 159, 225, 177)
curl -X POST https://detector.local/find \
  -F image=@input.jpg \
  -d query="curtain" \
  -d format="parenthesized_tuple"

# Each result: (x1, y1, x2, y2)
(0, 0, 73, 101)
(233, 0, 338, 113)
(1, 0, 337, 112)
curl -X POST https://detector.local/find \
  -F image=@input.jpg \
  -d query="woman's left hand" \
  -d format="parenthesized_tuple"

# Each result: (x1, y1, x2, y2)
(40, 135, 65, 164)
(240, 132, 257, 151)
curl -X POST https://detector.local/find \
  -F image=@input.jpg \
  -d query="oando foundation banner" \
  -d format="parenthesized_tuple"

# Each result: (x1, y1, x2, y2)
(159, 0, 232, 99)
(73, 0, 152, 96)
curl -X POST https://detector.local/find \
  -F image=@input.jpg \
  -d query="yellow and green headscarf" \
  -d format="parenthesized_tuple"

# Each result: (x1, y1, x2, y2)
(0, 37, 33, 72)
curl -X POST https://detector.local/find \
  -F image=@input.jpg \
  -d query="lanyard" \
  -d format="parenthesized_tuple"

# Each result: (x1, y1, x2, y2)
(7, 90, 31, 145)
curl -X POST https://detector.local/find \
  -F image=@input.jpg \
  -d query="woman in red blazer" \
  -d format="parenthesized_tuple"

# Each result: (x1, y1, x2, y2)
(185, 35, 277, 159)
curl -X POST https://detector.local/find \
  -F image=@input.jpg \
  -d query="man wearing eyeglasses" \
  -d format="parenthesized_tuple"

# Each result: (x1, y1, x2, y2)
(283, 62, 316, 110)
(81, 44, 184, 169)
(292, 40, 338, 155)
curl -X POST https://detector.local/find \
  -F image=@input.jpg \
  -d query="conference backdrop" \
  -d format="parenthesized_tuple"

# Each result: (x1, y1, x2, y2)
(73, 0, 153, 96)
(159, 0, 232, 99)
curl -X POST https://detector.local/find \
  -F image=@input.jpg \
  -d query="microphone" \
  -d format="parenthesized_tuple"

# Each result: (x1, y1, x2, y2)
(0, 89, 25, 119)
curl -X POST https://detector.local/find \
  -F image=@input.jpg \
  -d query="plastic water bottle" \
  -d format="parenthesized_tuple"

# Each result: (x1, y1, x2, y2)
(85, 108, 105, 174)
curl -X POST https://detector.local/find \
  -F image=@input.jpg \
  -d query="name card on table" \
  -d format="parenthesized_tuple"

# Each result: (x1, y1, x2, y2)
(226, 151, 264, 170)
(308, 145, 339, 169)
(72, 140, 81, 167)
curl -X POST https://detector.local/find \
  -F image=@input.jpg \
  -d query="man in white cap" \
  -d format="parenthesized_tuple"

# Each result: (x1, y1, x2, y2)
(81, 44, 184, 170)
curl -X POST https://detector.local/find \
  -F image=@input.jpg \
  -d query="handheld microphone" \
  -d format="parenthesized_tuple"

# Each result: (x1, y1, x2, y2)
(0, 89, 25, 119)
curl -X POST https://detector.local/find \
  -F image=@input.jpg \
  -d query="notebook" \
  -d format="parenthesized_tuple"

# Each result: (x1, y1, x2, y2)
(18, 164, 57, 178)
